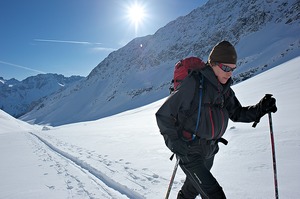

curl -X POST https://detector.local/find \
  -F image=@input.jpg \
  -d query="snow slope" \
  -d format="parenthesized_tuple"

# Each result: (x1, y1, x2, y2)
(1, 57, 300, 198)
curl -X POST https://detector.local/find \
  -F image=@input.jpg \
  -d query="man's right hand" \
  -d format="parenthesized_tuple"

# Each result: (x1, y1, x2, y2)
(169, 139, 189, 156)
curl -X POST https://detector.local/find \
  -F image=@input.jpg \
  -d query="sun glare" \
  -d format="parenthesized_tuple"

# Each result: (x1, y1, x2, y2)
(126, 2, 146, 35)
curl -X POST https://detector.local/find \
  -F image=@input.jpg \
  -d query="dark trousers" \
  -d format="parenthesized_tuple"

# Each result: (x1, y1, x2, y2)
(178, 143, 226, 199)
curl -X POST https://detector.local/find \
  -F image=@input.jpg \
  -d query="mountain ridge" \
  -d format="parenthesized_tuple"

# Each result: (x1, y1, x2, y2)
(20, 0, 300, 126)
(0, 74, 83, 117)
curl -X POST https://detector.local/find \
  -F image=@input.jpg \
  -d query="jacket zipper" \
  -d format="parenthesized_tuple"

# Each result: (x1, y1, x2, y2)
(219, 109, 225, 138)
(209, 107, 225, 139)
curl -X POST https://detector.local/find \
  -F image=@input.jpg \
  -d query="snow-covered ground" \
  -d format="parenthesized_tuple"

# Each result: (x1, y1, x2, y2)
(1, 57, 299, 199)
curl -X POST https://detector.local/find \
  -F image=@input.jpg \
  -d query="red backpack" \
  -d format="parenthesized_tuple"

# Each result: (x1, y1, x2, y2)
(170, 56, 206, 93)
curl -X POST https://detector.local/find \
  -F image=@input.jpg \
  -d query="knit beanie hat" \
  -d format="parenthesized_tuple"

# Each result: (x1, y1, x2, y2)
(208, 41, 237, 64)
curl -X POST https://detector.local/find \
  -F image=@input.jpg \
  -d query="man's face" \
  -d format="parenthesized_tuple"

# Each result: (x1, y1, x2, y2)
(211, 63, 236, 84)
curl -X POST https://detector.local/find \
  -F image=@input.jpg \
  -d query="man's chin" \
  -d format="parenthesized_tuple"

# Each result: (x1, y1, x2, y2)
(219, 78, 229, 84)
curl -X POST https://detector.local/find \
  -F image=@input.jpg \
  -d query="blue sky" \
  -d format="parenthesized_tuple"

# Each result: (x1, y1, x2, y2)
(0, 0, 207, 81)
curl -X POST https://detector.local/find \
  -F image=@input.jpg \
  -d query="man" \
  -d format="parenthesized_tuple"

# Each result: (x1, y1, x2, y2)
(155, 41, 277, 199)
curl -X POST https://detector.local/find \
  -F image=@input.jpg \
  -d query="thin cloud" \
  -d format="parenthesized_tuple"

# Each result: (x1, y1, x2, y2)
(34, 39, 102, 45)
(34, 38, 116, 52)
(93, 47, 117, 52)
(0, 60, 46, 74)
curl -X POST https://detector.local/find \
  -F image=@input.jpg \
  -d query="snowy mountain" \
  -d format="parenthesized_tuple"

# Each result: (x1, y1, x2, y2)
(0, 74, 83, 117)
(1, 57, 300, 198)
(21, 0, 300, 126)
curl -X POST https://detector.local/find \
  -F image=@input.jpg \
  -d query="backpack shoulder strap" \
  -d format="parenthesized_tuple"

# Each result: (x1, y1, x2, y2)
(185, 71, 204, 117)
(192, 72, 204, 139)
(178, 72, 204, 140)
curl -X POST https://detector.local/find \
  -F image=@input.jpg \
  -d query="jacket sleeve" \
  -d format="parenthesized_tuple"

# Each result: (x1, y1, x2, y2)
(225, 89, 260, 123)
(155, 75, 196, 141)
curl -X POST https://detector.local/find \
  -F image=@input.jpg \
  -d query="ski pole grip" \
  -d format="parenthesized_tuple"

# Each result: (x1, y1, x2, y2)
(252, 94, 274, 128)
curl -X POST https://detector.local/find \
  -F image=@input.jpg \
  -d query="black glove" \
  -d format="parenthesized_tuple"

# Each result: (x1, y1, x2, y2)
(253, 94, 277, 127)
(168, 139, 189, 157)
(259, 94, 277, 114)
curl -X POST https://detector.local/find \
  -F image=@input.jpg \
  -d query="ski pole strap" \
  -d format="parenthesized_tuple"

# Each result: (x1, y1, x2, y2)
(252, 120, 259, 128)
(203, 138, 228, 145)
(216, 138, 228, 145)
(169, 153, 175, 161)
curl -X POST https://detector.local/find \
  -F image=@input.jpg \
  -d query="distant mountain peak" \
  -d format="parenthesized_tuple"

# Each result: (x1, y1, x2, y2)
(0, 74, 84, 117)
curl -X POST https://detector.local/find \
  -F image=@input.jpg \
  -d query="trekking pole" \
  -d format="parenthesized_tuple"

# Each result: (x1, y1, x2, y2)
(165, 156, 180, 199)
(268, 112, 279, 199)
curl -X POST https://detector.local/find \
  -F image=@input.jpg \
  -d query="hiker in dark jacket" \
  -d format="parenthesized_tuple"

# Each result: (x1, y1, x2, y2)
(155, 41, 277, 199)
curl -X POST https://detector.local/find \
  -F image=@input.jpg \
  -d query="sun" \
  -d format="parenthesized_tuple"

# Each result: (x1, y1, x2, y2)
(128, 4, 145, 24)
(126, 2, 146, 35)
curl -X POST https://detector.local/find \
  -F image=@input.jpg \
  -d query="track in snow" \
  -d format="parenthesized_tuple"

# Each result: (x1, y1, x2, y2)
(28, 132, 145, 199)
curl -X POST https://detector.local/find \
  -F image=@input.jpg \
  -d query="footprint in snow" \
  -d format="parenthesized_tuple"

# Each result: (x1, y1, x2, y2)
(46, 185, 55, 190)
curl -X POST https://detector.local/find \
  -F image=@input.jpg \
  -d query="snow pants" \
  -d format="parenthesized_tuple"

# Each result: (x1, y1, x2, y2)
(178, 140, 226, 199)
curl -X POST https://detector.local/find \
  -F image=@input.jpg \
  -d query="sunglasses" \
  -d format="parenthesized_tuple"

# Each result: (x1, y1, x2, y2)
(217, 63, 236, 72)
